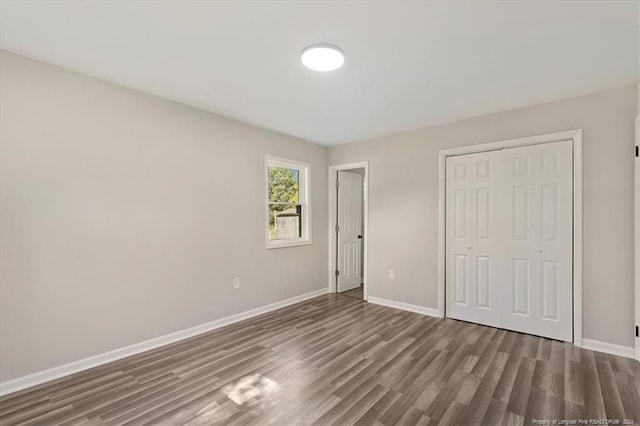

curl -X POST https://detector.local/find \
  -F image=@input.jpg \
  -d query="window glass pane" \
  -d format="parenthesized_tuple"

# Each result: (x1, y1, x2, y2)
(269, 204, 302, 240)
(268, 167, 299, 203)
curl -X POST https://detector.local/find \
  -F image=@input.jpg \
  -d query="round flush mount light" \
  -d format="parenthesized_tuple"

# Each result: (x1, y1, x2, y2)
(301, 44, 344, 72)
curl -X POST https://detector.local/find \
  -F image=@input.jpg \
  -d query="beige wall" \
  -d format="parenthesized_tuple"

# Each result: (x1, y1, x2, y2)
(329, 85, 637, 348)
(0, 51, 328, 381)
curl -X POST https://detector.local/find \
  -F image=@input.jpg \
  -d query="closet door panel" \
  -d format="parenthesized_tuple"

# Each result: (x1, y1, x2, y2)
(535, 141, 573, 341)
(446, 151, 502, 328)
(501, 141, 573, 341)
(502, 145, 538, 334)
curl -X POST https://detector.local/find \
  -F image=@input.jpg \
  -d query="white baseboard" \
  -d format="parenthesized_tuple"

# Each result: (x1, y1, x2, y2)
(368, 296, 440, 318)
(0, 288, 328, 396)
(582, 338, 635, 359)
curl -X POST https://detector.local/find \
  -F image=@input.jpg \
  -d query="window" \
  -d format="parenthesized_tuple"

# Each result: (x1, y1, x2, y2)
(265, 156, 311, 249)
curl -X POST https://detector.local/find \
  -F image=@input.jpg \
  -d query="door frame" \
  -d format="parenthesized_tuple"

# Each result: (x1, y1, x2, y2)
(635, 115, 640, 361)
(437, 129, 583, 346)
(328, 161, 369, 300)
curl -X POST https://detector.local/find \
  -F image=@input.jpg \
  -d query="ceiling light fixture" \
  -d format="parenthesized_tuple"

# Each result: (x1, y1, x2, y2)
(301, 44, 344, 72)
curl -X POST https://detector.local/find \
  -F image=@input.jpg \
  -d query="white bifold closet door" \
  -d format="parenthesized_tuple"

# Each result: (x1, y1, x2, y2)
(445, 150, 503, 329)
(446, 140, 573, 342)
(501, 141, 573, 341)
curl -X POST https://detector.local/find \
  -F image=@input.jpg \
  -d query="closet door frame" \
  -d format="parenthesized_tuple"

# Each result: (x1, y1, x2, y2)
(438, 129, 583, 346)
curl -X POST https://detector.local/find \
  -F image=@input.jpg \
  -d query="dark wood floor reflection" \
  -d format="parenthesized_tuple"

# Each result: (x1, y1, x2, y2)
(1, 294, 638, 425)
(339, 286, 363, 300)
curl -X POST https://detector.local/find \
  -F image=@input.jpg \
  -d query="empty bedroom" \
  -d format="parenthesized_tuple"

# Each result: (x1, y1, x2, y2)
(0, 1, 639, 425)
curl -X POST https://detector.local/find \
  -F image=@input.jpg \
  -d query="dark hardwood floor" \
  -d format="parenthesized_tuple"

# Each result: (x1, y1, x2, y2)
(339, 286, 363, 300)
(0, 294, 638, 425)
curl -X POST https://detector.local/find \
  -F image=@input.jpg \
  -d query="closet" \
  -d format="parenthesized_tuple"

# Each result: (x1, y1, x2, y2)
(445, 140, 573, 341)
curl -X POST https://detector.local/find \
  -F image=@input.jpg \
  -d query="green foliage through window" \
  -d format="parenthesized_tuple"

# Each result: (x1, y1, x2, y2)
(268, 167, 301, 240)
(268, 167, 299, 203)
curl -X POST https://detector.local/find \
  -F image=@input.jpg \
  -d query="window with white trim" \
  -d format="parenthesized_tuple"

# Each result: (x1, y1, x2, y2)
(265, 156, 311, 249)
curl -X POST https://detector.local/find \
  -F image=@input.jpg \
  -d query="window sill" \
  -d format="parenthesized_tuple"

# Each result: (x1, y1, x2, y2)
(266, 239, 312, 250)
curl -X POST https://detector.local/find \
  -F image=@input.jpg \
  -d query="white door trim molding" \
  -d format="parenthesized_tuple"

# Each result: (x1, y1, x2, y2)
(328, 161, 369, 300)
(438, 129, 583, 346)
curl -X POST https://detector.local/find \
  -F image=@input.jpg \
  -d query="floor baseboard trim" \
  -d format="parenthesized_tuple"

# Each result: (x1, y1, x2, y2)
(582, 338, 635, 359)
(368, 296, 440, 318)
(0, 288, 328, 396)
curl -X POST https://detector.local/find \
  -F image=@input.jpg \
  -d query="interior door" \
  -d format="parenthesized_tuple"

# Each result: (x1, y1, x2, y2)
(337, 171, 363, 292)
(501, 141, 573, 341)
(445, 150, 503, 328)
(635, 116, 640, 361)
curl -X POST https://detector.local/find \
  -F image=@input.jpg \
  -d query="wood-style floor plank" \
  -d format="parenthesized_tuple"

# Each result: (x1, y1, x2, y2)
(1, 293, 638, 425)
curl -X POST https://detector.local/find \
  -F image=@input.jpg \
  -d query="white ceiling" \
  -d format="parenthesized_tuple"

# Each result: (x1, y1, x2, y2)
(1, 1, 637, 146)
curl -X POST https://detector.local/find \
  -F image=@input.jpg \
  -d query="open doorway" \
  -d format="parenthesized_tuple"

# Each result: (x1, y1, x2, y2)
(328, 162, 369, 301)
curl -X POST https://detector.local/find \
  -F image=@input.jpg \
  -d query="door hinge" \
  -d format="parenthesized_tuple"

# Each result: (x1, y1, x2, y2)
(335, 225, 340, 233)
(335, 270, 340, 277)
(636, 325, 639, 337)
(636, 146, 639, 157)
(336, 180, 340, 188)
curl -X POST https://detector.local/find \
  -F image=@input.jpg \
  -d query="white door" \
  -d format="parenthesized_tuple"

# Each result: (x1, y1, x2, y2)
(337, 171, 363, 292)
(635, 116, 640, 361)
(445, 140, 573, 342)
(446, 150, 503, 328)
(501, 141, 573, 341)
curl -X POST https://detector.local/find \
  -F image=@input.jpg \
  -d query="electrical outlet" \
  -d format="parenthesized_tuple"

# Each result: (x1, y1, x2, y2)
(388, 270, 395, 280)
(233, 278, 241, 289)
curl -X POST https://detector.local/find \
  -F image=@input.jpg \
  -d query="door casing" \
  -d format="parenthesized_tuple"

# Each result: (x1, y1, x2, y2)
(328, 162, 369, 300)
(438, 129, 583, 346)
(635, 115, 640, 361)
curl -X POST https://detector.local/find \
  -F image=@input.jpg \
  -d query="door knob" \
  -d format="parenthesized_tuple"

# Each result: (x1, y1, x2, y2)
(357, 235, 363, 239)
